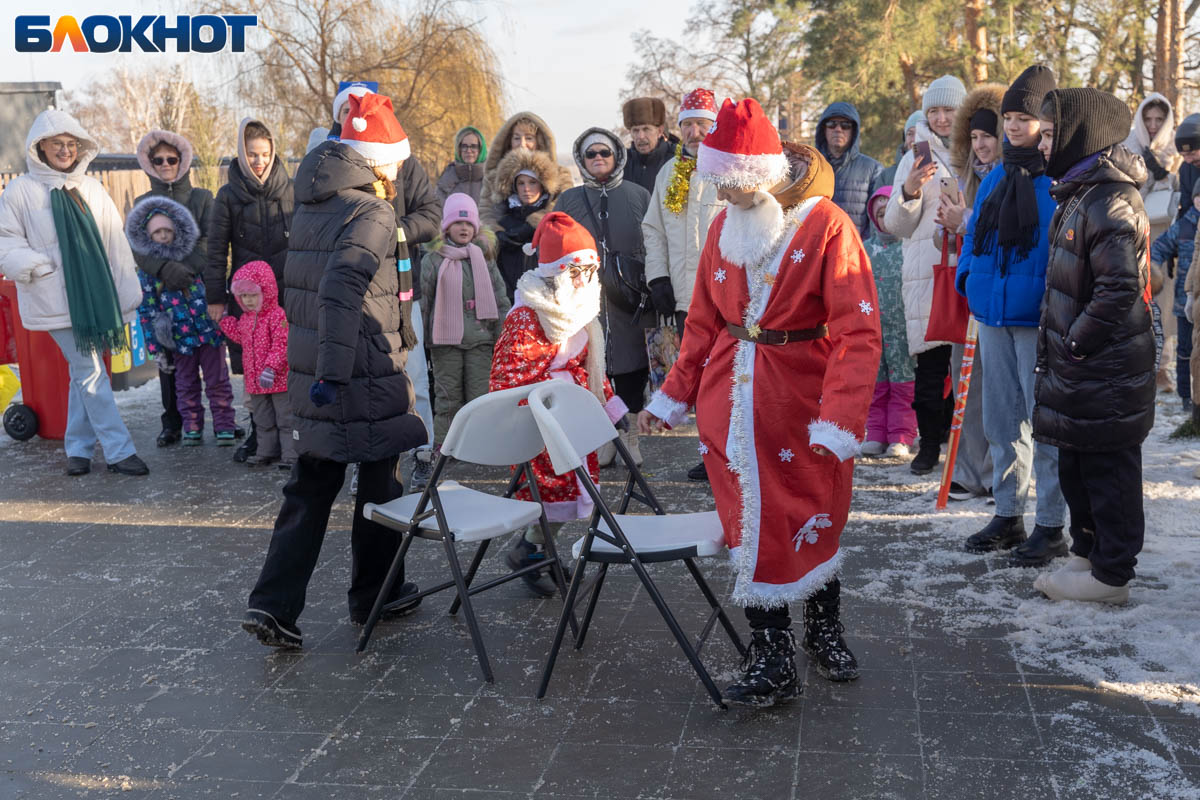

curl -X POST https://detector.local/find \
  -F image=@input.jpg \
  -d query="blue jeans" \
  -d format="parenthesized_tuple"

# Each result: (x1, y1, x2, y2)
(1178, 315, 1193, 403)
(48, 328, 137, 463)
(977, 324, 1066, 526)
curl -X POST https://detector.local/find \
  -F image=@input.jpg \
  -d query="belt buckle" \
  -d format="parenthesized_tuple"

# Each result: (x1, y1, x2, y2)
(781, 329, 789, 345)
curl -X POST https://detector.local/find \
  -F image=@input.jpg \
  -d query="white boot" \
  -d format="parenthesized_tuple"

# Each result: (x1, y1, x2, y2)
(860, 440, 886, 456)
(1056, 554, 1091, 574)
(621, 413, 643, 467)
(1034, 569, 1129, 604)
(596, 440, 616, 468)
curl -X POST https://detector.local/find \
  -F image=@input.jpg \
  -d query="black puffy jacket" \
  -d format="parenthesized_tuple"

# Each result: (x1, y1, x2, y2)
(1033, 145, 1156, 452)
(205, 157, 294, 304)
(284, 141, 428, 463)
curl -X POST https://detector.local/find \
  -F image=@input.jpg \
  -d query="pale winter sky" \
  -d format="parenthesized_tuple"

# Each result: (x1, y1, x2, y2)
(0, 0, 695, 158)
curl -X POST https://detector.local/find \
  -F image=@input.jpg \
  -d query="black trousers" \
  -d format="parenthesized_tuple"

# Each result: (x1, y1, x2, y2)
(743, 579, 841, 630)
(912, 344, 953, 444)
(247, 454, 405, 626)
(158, 356, 182, 432)
(1058, 445, 1144, 587)
(611, 368, 649, 414)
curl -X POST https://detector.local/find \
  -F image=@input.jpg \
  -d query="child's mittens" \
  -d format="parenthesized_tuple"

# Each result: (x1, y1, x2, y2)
(161, 261, 194, 292)
(155, 352, 175, 374)
(152, 314, 177, 352)
(259, 367, 276, 390)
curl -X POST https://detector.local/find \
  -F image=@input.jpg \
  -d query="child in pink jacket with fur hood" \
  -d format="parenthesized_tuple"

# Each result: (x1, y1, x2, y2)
(219, 260, 295, 468)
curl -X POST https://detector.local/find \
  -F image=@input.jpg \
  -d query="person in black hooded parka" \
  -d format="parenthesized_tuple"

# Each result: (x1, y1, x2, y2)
(243, 94, 428, 649)
(1031, 88, 1155, 606)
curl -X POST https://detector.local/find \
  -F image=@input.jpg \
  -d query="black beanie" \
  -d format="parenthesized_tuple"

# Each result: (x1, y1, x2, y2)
(1040, 88, 1133, 179)
(1001, 65, 1057, 117)
(969, 108, 999, 136)
(1176, 113, 1200, 154)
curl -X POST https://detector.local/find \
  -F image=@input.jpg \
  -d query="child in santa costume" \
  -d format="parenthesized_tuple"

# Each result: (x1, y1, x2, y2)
(639, 98, 882, 706)
(490, 211, 627, 596)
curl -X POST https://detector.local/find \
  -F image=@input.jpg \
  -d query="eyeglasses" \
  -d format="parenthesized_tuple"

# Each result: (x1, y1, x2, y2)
(46, 139, 78, 153)
(568, 264, 598, 280)
(151, 156, 180, 166)
(460, 143, 480, 151)
(824, 120, 854, 131)
(584, 148, 613, 160)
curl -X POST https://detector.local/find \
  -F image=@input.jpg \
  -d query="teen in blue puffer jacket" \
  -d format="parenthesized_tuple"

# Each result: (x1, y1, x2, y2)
(1149, 187, 1199, 412)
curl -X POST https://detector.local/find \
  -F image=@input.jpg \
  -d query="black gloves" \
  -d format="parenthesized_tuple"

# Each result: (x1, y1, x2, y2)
(160, 261, 194, 292)
(648, 277, 676, 316)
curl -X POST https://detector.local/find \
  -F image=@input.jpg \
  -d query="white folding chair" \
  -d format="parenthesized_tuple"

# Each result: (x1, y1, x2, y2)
(527, 380, 746, 708)
(356, 381, 573, 682)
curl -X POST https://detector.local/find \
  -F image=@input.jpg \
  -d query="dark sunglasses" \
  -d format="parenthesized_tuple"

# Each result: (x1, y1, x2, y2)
(152, 156, 180, 166)
(584, 148, 613, 159)
(824, 120, 854, 131)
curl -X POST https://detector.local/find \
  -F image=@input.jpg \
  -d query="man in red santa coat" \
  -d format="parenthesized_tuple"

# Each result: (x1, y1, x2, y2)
(639, 98, 882, 707)
(491, 212, 627, 596)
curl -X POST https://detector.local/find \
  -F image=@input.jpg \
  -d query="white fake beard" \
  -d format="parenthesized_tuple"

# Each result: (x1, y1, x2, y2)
(517, 270, 602, 344)
(717, 191, 787, 268)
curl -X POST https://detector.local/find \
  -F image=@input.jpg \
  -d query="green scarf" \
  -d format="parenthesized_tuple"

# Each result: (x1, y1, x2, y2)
(50, 188, 128, 356)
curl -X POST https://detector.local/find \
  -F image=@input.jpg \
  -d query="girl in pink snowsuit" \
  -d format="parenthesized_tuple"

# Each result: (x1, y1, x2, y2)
(219, 260, 295, 467)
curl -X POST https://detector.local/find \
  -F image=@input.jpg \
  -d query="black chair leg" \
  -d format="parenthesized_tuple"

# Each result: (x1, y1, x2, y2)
(683, 558, 747, 657)
(448, 539, 491, 615)
(356, 530, 417, 653)
(574, 562, 608, 650)
(442, 534, 494, 683)
(537, 539, 592, 699)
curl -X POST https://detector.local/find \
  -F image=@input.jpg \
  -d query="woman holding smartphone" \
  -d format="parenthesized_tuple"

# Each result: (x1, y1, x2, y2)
(884, 75, 968, 475)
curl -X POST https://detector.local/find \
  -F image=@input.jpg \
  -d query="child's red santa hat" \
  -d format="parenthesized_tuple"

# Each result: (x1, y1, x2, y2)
(696, 97, 789, 190)
(522, 212, 599, 278)
(340, 93, 411, 166)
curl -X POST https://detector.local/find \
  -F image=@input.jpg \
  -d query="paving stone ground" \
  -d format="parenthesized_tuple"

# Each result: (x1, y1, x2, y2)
(1, 383, 1197, 799)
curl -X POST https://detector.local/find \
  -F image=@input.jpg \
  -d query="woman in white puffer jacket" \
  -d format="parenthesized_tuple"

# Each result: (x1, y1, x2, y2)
(0, 109, 147, 476)
(884, 75, 967, 475)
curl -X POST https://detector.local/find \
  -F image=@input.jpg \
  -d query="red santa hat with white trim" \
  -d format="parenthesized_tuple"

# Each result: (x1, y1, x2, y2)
(696, 97, 789, 190)
(339, 93, 411, 166)
(679, 88, 718, 124)
(521, 212, 599, 277)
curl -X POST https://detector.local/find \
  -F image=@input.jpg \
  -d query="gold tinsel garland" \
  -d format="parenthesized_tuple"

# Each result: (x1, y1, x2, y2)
(663, 143, 695, 215)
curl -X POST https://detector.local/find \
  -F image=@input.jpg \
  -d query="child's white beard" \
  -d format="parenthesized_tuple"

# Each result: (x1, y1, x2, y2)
(718, 190, 787, 268)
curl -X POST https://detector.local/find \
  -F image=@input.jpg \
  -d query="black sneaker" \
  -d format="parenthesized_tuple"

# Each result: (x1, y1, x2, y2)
(947, 482, 974, 502)
(410, 450, 434, 494)
(723, 627, 800, 707)
(156, 428, 181, 447)
(65, 456, 91, 476)
(351, 581, 423, 625)
(242, 609, 302, 649)
(964, 515, 1026, 553)
(107, 454, 149, 476)
(687, 461, 709, 482)
(505, 538, 558, 598)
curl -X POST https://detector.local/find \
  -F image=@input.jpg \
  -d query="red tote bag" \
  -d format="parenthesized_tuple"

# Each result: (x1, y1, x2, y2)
(925, 230, 970, 345)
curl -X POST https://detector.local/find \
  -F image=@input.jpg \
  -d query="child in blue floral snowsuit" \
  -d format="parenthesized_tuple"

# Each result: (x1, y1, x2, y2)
(127, 196, 237, 444)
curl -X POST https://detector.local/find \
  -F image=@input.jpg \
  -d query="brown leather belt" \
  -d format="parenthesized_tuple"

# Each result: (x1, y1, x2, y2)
(726, 322, 828, 345)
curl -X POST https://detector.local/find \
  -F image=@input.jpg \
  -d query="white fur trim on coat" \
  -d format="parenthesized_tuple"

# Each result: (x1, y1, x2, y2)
(696, 144, 789, 190)
(645, 390, 689, 429)
(808, 419, 861, 462)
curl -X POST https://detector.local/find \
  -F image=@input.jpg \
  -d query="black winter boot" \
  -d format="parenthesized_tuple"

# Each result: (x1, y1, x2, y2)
(1008, 524, 1068, 567)
(722, 627, 800, 707)
(909, 409, 942, 475)
(234, 417, 258, 463)
(802, 580, 859, 682)
(964, 514, 1027, 553)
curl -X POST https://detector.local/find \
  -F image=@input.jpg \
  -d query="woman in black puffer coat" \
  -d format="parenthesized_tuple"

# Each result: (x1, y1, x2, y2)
(243, 94, 428, 649)
(1032, 88, 1154, 605)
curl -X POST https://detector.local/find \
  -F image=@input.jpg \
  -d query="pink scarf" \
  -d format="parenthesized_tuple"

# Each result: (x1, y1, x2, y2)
(431, 242, 499, 345)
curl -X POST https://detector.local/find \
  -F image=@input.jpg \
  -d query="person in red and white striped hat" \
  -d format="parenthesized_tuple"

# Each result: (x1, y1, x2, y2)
(640, 97, 882, 706)
(489, 211, 628, 595)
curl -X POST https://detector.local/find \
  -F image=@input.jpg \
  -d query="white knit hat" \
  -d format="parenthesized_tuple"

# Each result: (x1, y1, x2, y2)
(332, 83, 374, 123)
(922, 75, 968, 113)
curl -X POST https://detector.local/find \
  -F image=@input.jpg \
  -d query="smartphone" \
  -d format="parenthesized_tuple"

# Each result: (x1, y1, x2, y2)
(913, 140, 932, 168)
(938, 175, 959, 201)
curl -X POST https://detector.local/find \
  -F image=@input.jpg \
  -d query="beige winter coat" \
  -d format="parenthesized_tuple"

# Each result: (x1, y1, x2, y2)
(641, 153, 724, 313)
(0, 110, 140, 331)
(884, 118, 957, 356)
(479, 111, 574, 228)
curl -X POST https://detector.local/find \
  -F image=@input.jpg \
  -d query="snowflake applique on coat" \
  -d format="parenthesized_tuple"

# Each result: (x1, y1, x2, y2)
(698, 442, 709, 455)
(779, 448, 794, 462)
(790, 248, 805, 263)
(714, 268, 727, 283)
(792, 513, 832, 551)
(859, 300, 874, 316)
